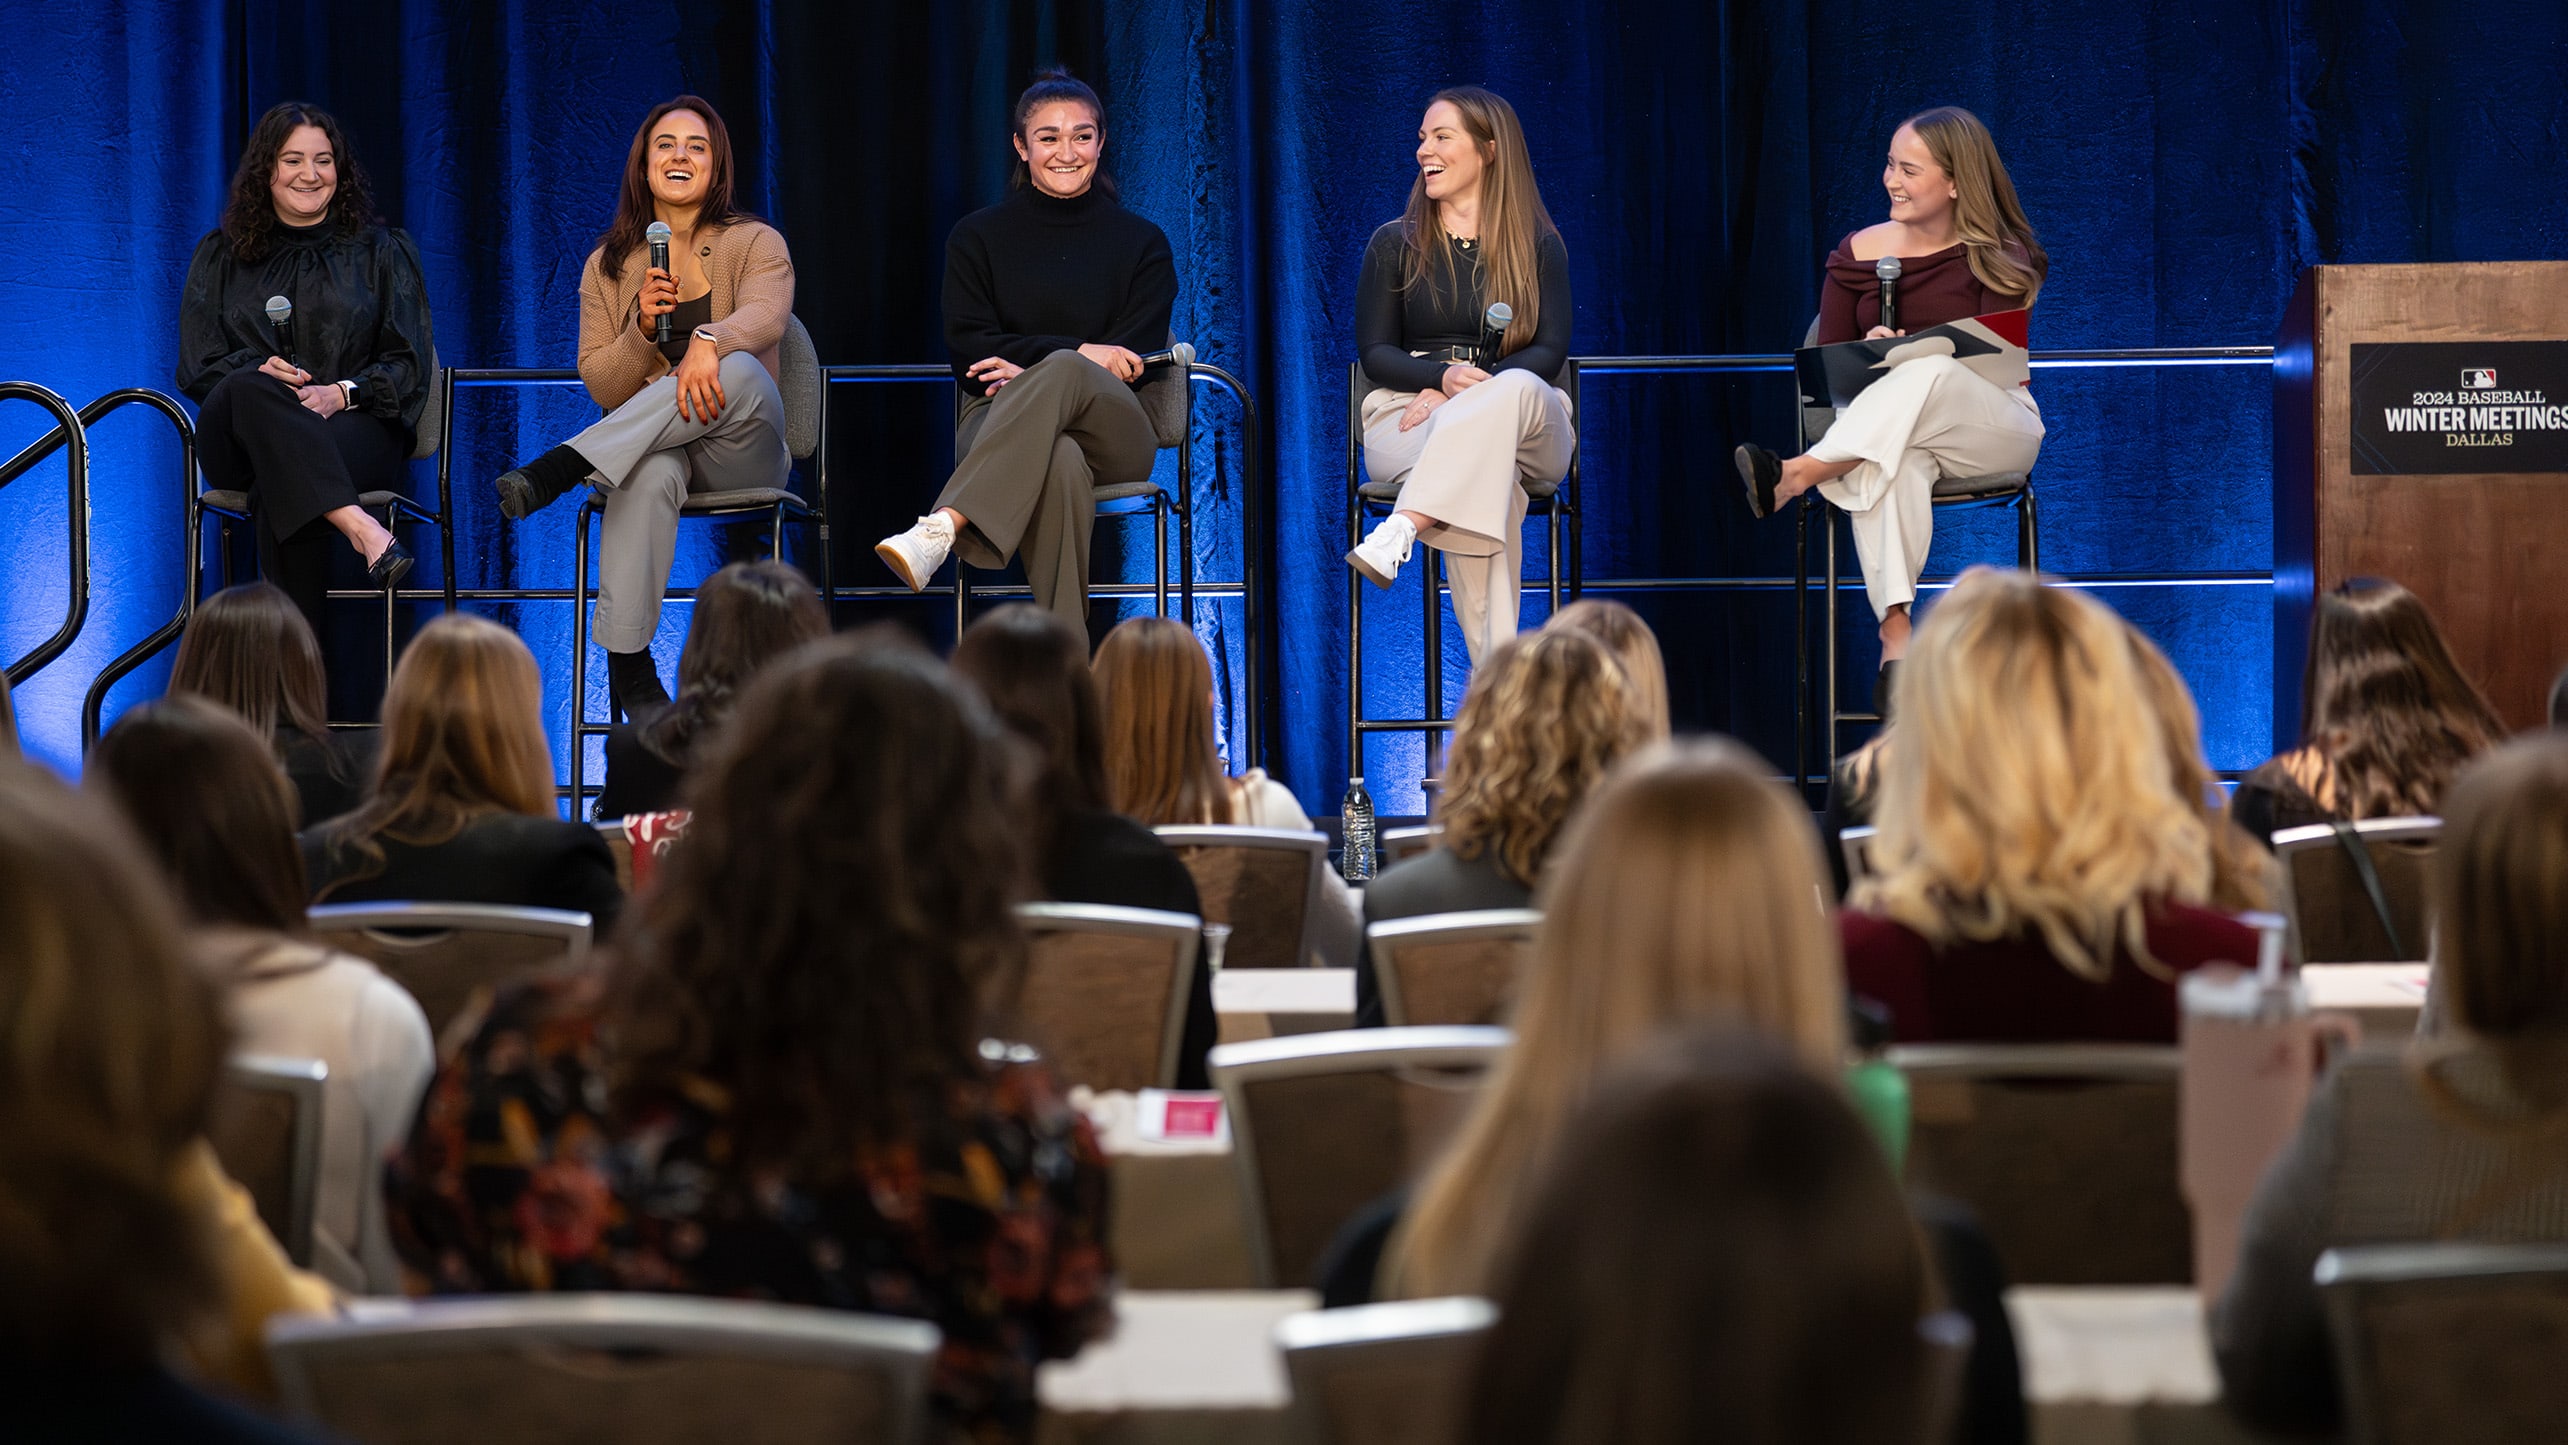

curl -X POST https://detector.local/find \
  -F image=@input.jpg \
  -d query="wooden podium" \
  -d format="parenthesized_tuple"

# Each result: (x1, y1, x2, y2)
(2274, 263, 2568, 743)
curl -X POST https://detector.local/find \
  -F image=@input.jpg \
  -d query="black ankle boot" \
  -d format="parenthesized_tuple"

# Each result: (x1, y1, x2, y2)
(494, 444, 593, 521)
(606, 648, 670, 719)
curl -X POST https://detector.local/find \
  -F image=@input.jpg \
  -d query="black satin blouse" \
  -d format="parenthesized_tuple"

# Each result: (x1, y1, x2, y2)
(177, 220, 435, 438)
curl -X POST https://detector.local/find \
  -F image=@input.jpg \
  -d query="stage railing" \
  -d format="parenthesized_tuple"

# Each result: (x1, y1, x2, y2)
(0, 382, 92, 688)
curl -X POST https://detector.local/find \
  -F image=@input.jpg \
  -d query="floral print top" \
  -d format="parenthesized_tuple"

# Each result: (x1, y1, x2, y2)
(384, 973, 1113, 1444)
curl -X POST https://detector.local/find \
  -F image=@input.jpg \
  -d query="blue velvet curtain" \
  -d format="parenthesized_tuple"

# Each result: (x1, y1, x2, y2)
(5, 0, 2565, 807)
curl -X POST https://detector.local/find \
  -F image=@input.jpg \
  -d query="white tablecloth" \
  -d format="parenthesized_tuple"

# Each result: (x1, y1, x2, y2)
(2007, 1287, 2285, 1445)
(1037, 1291, 1310, 1445)
(2301, 963, 2429, 1043)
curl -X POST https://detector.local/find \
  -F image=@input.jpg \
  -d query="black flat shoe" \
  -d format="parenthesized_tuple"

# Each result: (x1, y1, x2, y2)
(1735, 443, 1780, 519)
(493, 465, 576, 521)
(367, 540, 414, 590)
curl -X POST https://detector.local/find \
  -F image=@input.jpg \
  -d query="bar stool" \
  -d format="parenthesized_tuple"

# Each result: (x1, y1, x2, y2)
(1344, 359, 1581, 789)
(568, 315, 830, 812)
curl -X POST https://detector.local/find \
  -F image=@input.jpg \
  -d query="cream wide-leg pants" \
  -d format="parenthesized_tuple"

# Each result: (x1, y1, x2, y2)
(1807, 353, 2045, 619)
(1360, 369, 1576, 664)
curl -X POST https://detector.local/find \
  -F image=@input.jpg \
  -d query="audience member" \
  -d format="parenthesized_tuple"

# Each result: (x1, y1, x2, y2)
(1548, 597, 1671, 741)
(2125, 623, 2273, 913)
(1355, 626, 1641, 1025)
(90, 696, 434, 1293)
(170, 581, 375, 826)
(1843, 569, 2256, 1042)
(2229, 578, 2503, 845)
(953, 605, 1216, 1088)
(302, 612, 622, 932)
(1092, 614, 1359, 967)
(2215, 732, 2568, 1435)
(1460, 1030, 1937, 1445)
(386, 636, 1109, 1445)
(594, 559, 828, 820)
(0, 758, 334, 1439)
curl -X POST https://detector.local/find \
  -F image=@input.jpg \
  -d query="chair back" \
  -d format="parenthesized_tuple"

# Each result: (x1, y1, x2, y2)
(1366, 909, 1540, 1027)
(2317, 1242, 2568, 1444)
(1840, 824, 1881, 888)
(1379, 824, 1440, 866)
(777, 314, 822, 461)
(1211, 1026, 1508, 1288)
(1136, 335, 1193, 448)
(208, 1054, 328, 1268)
(2273, 817, 2440, 963)
(1276, 1297, 1494, 1445)
(1894, 1043, 2190, 1284)
(267, 1294, 939, 1445)
(1915, 1311, 1977, 1445)
(596, 823, 636, 892)
(1153, 826, 1327, 970)
(1012, 902, 1203, 1091)
(408, 346, 444, 461)
(306, 903, 593, 1048)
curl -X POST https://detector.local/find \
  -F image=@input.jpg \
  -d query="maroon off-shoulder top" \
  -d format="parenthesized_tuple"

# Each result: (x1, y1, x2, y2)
(1816, 233, 2035, 345)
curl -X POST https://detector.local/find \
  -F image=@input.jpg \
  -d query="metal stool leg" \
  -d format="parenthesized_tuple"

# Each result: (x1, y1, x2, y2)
(1153, 491, 1170, 618)
(2019, 487, 2040, 571)
(572, 498, 596, 817)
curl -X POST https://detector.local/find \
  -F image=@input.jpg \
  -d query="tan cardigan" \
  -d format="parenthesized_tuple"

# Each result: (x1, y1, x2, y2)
(577, 218, 795, 411)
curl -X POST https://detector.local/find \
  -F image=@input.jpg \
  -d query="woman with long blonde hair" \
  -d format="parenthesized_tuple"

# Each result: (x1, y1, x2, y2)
(1548, 598, 1671, 741)
(1736, 106, 2047, 683)
(2124, 622, 2273, 913)
(303, 613, 622, 929)
(1344, 86, 1574, 666)
(1382, 739, 1848, 1299)
(1845, 569, 2256, 1042)
(1356, 628, 1641, 1024)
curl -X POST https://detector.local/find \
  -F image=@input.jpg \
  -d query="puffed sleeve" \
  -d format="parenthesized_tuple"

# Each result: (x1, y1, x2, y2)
(1815, 233, 1865, 346)
(177, 231, 266, 402)
(1490, 230, 1571, 384)
(346, 227, 433, 433)
(1357, 224, 1447, 394)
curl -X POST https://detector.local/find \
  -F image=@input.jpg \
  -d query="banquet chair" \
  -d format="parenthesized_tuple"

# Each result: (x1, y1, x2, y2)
(1365, 908, 1540, 1027)
(306, 902, 592, 1048)
(1211, 1026, 1508, 1288)
(2319, 1242, 2568, 1445)
(1153, 825, 1328, 970)
(208, 1054, 328, 1269)
(2271, 817, 2439, 964)
(1013, 902, 1204, 1092)
(1379, 824, 1441, 867)
(1276, 1296, 1494, 1445)
(1839, 823, 1882, 889)
(267, 1294, 938, 1445)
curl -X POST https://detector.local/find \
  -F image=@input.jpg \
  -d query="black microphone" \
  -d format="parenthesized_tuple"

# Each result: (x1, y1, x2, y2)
(1476, 301, 1515, 370)
(264, 295, 295, 371)
(646, 221, 674, 344)
(1138, 341, 1196, 369)
(1875, 256, 1902, 335)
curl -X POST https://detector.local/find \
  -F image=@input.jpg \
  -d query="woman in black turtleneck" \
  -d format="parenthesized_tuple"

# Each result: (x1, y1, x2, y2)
(180, 102, 431, 643)
(874, 68, 1178, 633)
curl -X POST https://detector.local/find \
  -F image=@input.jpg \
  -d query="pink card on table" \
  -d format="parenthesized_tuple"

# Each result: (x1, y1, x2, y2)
(1136, 1090, 1228, 1144)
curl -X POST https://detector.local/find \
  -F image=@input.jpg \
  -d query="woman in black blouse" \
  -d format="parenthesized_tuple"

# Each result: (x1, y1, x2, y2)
(874, 68, 1178, 633)
(179, 102, 432, 643)
(1346, 87, 1574, 665)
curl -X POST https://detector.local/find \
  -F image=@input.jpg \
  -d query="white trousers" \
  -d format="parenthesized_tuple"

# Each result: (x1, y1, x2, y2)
(1807, 354, 2044, 619)
(1361, 369, 1576, 663)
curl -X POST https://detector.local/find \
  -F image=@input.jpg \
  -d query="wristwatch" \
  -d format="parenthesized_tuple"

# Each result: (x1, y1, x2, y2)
(337, 380, 358, 408)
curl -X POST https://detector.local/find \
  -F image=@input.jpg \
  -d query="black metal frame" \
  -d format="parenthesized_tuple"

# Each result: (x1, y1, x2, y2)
(78, 390, 202, 747)
(0, 381, 91, 687)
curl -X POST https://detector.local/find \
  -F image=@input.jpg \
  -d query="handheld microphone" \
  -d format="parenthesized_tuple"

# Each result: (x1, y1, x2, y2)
(1875, 256, 1902, 335)
(1476, 301, 1515, 369)
(1138, 341, 1196, 369)
(264, 295, 295, 370)
(646, 221, 674, 344)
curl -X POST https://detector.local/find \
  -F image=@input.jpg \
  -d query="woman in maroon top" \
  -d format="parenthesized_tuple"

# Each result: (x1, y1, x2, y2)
(1736, 107, 2047, 671)
(1840, 569, 2258, 1043)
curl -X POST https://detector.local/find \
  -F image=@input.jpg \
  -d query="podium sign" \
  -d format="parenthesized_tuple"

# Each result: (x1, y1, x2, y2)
(2349, 341, 2568, 474)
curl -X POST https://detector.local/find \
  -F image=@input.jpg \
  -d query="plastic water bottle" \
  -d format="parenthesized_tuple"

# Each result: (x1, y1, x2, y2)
(1340, 776, 1377, 883)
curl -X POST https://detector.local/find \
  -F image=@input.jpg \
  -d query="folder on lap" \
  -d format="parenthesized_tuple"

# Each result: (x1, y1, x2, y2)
(1795, 310, 2032, 413)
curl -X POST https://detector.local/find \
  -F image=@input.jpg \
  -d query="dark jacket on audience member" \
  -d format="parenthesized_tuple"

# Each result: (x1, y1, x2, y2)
(279, 727, 376, 829)
(1353, 847, 1533, 1028)
(3, 1361, 338, 1444)
(1841, 903, 2256, 1044)
(592, 722, 689, 822)
(1042, 808, 1217, 1091)
(301, 812, 624, 936)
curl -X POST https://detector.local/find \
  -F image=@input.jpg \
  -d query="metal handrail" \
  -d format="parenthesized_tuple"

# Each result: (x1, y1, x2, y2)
(0, 381, 91, 686)
(1568, 345, 2274, 375)
(76, 390, 200, 749)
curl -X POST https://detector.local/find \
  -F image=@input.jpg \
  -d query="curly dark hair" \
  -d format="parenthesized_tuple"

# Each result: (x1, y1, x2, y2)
(607, 633, 1032, 1171)
(221, 102, 379, 264)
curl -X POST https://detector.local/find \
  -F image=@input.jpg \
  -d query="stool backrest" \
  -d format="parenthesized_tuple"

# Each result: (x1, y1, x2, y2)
(209, 1053, 328, 1268)
(1893, 1043, 2190, 1284)
(307, 902, 593, 1051)
(1137, 336, 1192, 448)
(409, 346, 444, 461)
(1366, 908, 1540, 1027)
(1012, 902, 1203, 1091)
(1276, 1296, 1495, 1445)
(268, 1294, 940, 1445)
(2318, 1241, 2568, 1445)
(1211, 1026, 1508, 1287)
(1154, 826, 1327, 970)
(779, 315, 821, 461)
(2273, 817, 2440, 964)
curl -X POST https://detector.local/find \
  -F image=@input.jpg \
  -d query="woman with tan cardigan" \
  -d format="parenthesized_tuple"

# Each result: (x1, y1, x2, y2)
(487, 95, 796, 716)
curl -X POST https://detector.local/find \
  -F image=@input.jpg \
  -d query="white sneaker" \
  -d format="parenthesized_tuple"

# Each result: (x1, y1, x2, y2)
(876, 513, 957, 591)
(1346, 514, 1417, 587)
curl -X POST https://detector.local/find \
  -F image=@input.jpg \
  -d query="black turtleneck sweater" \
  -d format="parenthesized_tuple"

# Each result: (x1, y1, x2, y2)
(1356, 219, 1571, 394)
(942, 184, 1178, 396)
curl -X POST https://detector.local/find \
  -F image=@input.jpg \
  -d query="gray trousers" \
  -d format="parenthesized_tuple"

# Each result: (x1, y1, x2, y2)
(938, 350, 1157, 629)
(575, 351, 790, 652)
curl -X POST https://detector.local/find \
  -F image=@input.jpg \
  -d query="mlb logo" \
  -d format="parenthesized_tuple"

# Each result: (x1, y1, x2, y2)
(2463, 369, 2499, 390)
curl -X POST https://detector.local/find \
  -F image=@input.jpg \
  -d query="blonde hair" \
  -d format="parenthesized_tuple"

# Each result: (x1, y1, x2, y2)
(1859, 569, 2211, 981)
(2124, 623, 2272, 913)
(1900, 106, 2045, 304)
(1399, 87, 1559, 357)
(1389, 740, 1849, 1299)
(317, 613, 555, 892)
(1436, 629, 1643, 888)
(1550, 599, 1671, 742)
(1094, 617, 1234, 826)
